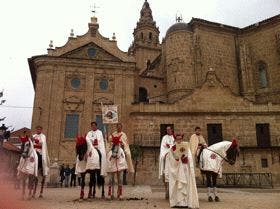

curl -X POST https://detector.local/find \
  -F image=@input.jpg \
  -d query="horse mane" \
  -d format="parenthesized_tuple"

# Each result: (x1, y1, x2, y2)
(76, 142, 87, 161)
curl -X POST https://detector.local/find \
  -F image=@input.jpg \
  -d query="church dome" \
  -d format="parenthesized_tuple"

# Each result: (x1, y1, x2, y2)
(166, 22, 192, 36)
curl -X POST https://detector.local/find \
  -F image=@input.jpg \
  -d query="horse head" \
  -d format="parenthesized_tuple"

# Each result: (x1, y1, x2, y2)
(20, 136, 31, 159)
(76, 135, 87, 161)
(226, 138, 239, 165)
(111, 135, 122, 158)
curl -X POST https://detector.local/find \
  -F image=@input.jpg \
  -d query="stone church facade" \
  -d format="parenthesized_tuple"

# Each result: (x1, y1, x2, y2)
(29, 1, 280, 185)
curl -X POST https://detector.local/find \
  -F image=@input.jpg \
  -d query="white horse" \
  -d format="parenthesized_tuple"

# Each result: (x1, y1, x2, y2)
(17, 137, 38, 200)
(106, 134, 128, 200)
(198, 139, 239, 202)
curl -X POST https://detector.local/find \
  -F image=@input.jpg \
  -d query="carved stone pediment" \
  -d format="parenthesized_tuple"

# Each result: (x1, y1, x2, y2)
(63, 96, 85, 111)
(61, 42, 121, 62)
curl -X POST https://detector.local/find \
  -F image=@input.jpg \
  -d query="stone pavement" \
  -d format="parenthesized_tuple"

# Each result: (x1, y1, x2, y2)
(1, 184, 280, 209)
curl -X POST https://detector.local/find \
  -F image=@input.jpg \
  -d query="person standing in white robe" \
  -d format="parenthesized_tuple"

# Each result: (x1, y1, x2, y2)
(86, 122, 107, 176)
(190, 126, 207, 167)
(159, 126, 175, 199)
(167, 133, 199, 209)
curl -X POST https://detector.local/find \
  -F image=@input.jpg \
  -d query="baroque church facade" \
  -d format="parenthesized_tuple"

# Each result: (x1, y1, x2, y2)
(29, 1, 280, 185)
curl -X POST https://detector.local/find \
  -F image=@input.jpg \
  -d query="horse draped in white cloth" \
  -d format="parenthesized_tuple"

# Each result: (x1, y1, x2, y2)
(106, 134, 128, 200)
(17, 136, 38, 200)
(75, 135, 105, 199)
(198, 139, 239, 202)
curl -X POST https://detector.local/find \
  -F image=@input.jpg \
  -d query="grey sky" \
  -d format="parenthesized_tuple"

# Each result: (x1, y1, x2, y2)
(0, 0, 279, 130)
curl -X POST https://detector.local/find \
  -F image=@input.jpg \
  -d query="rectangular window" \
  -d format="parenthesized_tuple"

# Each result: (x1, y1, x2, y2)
(160, 124, 174, 142)
(207, 124, 223, 146)
(256, 123, 271, 147)
(261, 158, 268, 168)
(64, 114, 79, 138)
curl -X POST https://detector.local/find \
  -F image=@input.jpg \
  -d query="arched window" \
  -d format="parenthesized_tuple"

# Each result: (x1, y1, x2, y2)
(149, 32, 152, 40)
(257, 61, 268, 88)
(141, 32, 144, 40)
(139, 87, 148, 102)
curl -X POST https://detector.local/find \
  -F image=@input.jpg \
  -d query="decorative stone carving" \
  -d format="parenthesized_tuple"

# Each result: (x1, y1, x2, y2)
(239, 42, 254, 93)
(205, 68, 219, 87)
(93, 97, 114, 105)
(63, 96, 84, 111)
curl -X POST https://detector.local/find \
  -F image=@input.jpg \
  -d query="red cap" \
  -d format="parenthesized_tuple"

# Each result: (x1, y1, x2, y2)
(112, 134, 122, 145)
(20, 136, 29, 143)
(231, 138, 238, 148)
(76, 135, 86, 146)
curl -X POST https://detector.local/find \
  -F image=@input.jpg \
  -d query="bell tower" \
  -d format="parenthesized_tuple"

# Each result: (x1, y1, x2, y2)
(129, 0, 161, 73)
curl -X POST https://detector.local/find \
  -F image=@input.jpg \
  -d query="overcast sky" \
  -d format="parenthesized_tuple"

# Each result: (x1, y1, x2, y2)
(0, 0, 279, 130)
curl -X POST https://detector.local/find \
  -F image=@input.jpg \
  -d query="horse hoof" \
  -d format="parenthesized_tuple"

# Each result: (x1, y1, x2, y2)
(208, 196, 213, 202)
(39, 194, 43, 198)
(215, 196, 220, 202)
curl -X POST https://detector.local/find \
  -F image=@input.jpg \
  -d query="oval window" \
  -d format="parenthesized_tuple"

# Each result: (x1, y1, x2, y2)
(71, 78, 81, 89)
(99, 79, 109, 90)
(87, 47, 96, 58)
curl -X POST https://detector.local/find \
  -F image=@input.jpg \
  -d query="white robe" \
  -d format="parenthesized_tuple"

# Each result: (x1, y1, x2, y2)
(33, 133, 50, 176)
(199, 141, 232, 176)
(159, 134, 175, 179)
(86, 129, 107, 176)
(168, 144, 199, 208)
(106, 146, 128, 173)
(17, 139, 38, 177)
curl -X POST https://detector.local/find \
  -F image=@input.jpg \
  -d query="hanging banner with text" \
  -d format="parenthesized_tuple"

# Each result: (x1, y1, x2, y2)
(102, 105, 118, 124)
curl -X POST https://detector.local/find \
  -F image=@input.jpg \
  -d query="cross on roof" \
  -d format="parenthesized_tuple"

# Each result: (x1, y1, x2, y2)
(91, 3, 99, 17)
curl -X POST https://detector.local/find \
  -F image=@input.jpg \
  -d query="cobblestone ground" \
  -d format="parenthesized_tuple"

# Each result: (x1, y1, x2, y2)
(1, 184, 280, 209)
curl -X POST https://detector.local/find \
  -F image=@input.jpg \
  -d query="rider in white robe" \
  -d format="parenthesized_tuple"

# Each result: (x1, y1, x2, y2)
(86, 122, 107, 176)
(167, 134, 199, 208)
(32, 127, 50, 176)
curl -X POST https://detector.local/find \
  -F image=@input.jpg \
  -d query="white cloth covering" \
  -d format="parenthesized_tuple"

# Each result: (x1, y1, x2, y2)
(159, 134, 175, 179)
(167, 142, 199, 208)
(108, 131, 134, 173)
(86, 129, 107, 176)
(106, 146, 128, 173)
(199, 141, 232, 176)
(17, 138, 38, 177)
(33, 133, 50, 176)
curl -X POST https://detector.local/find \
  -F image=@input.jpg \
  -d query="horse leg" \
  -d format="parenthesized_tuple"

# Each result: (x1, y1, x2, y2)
(212, 172, 219, 202)
(39, 176, 45, 198)
(80, 173, 85, 199)
(206, 172, 213, 202)
(92, 170, 96, 198)
(88, 170, 93, 199)
(32, 177, 38, 198)
(21, 175, 26, 200)
(27, 175, 34, 199)
(117, 171, 124, 200)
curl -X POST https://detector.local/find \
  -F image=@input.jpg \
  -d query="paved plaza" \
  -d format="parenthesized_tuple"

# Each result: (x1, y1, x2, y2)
(1, 183, 280, 209)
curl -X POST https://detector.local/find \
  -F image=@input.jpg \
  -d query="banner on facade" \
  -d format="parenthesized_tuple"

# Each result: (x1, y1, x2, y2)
(101, 105, 118, 124)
